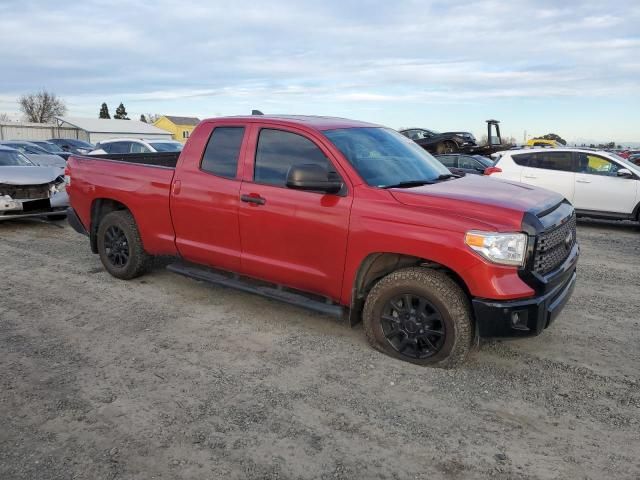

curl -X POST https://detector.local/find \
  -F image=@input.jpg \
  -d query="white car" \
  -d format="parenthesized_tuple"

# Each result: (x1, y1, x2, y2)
(89, 138, 183, 155)
(488, 148, 640, 221)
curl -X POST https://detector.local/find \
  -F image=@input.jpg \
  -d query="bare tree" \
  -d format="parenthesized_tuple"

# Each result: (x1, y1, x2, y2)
(144, 113, 162, 124)
(18, 89, 67, 123)
(0, 113, 10, 122)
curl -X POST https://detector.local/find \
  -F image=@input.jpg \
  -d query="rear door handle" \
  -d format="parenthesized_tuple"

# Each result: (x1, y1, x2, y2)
(523, 175, 537, 179)
(576, 179, 591, 183)
(241, 194, 266, 205)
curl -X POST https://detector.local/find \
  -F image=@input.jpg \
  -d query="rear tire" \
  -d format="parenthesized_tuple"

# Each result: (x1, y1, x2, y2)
(97, 210, 151, 279)
(363, 267, 473, 368)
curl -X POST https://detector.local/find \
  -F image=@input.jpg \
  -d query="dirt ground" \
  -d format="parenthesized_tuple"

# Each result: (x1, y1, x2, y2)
(1, 217, 639, 479)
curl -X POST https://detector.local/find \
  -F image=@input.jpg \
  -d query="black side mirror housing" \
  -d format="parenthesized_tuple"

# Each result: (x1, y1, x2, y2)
(286, 164, 343, 194)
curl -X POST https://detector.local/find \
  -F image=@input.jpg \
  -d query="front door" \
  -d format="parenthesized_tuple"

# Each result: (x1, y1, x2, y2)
(238, 127, 352, 300)
(573, 152, 639, 214)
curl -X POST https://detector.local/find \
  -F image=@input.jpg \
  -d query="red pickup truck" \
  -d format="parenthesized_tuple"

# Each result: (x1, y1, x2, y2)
(66, 115, 578, 367)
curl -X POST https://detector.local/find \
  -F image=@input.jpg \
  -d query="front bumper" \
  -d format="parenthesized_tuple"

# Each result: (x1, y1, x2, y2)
(473, 268, 577, 337)
(0, 191, 69, 221)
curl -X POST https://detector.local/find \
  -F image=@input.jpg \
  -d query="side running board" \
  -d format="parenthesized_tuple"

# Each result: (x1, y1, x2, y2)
(167, 261, 346, 319)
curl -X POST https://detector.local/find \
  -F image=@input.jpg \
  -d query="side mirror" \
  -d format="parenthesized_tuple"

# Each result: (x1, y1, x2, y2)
(286, 164, 343, 194)
(617, 168, 633, 178)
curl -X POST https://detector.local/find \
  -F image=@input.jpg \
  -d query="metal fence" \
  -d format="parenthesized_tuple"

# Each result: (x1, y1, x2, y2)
(0, 122, 90, 141)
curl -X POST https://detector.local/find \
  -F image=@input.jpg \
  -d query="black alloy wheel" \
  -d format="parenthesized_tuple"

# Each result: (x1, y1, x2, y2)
(104, 225, 130, 267)
(381, 293, 445, 359)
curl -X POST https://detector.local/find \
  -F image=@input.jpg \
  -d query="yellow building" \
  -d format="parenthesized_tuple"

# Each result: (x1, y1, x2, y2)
(153, 116, 201, 143)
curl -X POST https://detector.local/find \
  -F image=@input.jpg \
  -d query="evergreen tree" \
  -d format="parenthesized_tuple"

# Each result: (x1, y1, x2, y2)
(114, 103, 129, 120)
(99, 102, 110, 119)
(140, 114, 147, 123)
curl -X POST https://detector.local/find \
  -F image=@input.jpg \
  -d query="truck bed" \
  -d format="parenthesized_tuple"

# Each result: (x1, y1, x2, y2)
(85, 152, 180, 168)
(67, 153, 179, 255)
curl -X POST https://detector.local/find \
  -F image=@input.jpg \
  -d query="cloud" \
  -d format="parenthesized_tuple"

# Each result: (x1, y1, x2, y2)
(0, 0, 638, 140)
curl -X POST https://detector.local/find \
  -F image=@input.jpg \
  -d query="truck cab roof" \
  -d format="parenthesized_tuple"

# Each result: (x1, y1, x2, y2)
(201, 115, 381, 131)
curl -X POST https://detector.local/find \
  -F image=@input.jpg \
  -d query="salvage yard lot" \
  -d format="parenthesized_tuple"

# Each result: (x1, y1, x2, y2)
(1, 220, 639, 479)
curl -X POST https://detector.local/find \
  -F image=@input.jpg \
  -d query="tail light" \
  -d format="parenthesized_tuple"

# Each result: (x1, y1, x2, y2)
(64, 166, 71, 187)
(484, 166, 502, 175)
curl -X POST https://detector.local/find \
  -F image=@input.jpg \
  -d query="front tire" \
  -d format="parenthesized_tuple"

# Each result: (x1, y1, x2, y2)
(363, 267, 473, 368)
(97, 210, 151, 279)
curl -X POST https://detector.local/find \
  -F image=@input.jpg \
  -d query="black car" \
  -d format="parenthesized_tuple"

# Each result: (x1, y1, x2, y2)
(434, 154, 494, 175)
(48, 138, 95, 155)
(28, 140, 72, 160)
(399, 128, 477, 154)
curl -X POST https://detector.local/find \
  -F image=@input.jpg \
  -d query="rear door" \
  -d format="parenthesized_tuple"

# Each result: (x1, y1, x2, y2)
(573, 152, 639, 214)
(520, 151, 576, 202)
(238, 126, 352, 300)
(170, 125, 246, 272)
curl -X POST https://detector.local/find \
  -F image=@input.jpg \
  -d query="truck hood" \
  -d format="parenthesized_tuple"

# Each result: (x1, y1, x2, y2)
(0, 166, 63, 185)
(389, 175, 564, 230)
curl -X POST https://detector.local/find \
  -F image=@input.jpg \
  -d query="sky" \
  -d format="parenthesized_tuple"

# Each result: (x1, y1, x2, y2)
(0, 0, 638, 144)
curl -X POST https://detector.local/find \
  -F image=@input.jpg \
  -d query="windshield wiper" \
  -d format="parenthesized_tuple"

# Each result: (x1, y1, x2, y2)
(381, 180, 435, 189)
(435, 173, 461, 180)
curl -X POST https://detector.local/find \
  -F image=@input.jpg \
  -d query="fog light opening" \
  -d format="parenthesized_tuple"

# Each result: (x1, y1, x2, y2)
(511, 310, 530, 331)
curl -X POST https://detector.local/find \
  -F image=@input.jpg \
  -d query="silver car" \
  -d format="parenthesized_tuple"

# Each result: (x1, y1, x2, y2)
(0, 140, 66, 173)
(0, 146, 68, 221)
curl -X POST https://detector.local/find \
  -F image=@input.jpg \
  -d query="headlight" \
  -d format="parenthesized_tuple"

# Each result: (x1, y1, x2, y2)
(465, 231, 528, 266)
(50, 182, 66, 194)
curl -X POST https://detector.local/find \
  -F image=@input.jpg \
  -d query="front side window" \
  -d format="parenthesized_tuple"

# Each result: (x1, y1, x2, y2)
(458, 156, 482, 170)
(436, 155, 457, 167)
(254, 129, 335, 187)
(576, 153, 620, 176)
(200, 127, 245, 178)
(323, 127, 450, 187)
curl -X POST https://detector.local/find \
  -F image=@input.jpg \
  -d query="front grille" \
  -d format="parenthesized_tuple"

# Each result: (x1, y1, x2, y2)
(533, 213, 577, 275)
(0, 184, 51, 200)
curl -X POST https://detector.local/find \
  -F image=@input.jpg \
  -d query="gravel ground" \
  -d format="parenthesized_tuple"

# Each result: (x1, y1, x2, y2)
(1, 217, 639, 479)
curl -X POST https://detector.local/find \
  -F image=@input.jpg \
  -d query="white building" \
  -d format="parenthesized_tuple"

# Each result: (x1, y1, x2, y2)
(55, 116, 172, 144)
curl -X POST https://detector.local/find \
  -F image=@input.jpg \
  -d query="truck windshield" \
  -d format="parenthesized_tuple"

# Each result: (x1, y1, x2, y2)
(0, 150, 35, 166)
(323, 127, 450, 188)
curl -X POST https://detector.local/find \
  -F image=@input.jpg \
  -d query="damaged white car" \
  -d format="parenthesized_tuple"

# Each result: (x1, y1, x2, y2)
(0, 146, 68, 221)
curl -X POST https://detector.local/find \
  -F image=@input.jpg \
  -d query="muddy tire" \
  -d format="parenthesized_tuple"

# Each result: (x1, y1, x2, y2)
(97, 210, 151, 280)
(363, 267, 473, 368)
(436, 140, 458, 154)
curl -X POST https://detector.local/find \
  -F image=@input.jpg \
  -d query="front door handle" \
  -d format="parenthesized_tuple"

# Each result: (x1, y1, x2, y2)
(241, 194, 266, 205)
(576, 179, 592, 184)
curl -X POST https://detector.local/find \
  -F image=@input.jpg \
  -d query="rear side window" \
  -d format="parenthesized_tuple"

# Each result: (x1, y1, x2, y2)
(200, 127, 245, 178)
(130, 142, 150, 154)
(512, 153, 533, 166)
(512, 152, 573, 172)
(108, 142, 131, 154)
(254, 129, 334, 187)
